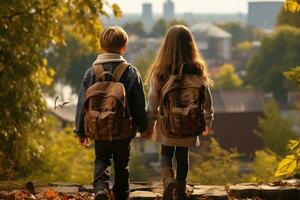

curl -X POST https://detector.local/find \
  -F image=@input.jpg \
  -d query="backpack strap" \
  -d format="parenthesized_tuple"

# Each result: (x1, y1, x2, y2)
(113, 62, 131, 82)
(92, 64, 105, 81)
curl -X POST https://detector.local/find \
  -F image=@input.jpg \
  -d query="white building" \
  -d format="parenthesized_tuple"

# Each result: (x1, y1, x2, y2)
(191, 23, 232, 66)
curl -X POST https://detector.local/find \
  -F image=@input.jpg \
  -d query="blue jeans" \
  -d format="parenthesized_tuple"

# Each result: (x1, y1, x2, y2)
(93, 138, 131, 200)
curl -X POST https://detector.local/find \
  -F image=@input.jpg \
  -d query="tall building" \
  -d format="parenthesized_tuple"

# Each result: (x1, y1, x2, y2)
(142, 3, 153, 23)
(248, 1, 284, 30)
(163, 0, 175, 21)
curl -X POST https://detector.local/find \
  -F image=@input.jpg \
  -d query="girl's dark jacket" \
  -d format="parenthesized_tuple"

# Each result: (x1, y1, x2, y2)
(74, 53, 148, 139)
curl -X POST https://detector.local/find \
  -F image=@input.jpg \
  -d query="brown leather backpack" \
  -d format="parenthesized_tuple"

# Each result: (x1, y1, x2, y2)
(83, 62, 132, 141)
(158, 63, 206, 138)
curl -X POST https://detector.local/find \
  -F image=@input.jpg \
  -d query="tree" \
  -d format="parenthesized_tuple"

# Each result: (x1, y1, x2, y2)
(214, 64, 243, 89)
(123, 21, 146, 37)
(150, 18, 189, 37)
(0, 0, 121, 179)
(277, 7, 300, 28)
(216, 22, 264, 46)
(284, 0, 300, 12)
(284, 66, 300, 84)
(168, 19, 189, 27)
(151, 18, 168, 37)
(47, 30, 96, 93)
(255, 100, 297, 157)
(246, 26, 300, 101)
(189, 139, 242, 185)
(247, 150, 279, 183)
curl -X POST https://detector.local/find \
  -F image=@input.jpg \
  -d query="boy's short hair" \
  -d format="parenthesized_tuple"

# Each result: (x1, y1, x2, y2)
(100, 26, 128, 53)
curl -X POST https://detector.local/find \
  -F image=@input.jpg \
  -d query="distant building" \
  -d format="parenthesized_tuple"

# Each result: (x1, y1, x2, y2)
(248, 1, 284, 30)
(191, 23, 232, 66)
(211, 89, 266, 154)
(125, 35, 162, 62)
(163, 0, 175, 20)
(142, 3, 153, 23)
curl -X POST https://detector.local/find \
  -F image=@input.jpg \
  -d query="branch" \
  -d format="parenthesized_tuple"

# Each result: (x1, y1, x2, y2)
(1, 3, 58, 20)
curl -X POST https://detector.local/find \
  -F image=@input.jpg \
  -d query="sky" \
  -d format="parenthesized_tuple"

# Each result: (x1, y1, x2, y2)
(109, 0, 284, 14)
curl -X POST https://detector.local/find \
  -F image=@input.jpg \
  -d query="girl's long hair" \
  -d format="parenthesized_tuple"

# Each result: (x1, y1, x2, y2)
(147, 25, 212, 90)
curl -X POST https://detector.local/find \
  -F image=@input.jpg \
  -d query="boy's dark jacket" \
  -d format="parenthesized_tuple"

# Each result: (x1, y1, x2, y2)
(74, 53, 148, 138)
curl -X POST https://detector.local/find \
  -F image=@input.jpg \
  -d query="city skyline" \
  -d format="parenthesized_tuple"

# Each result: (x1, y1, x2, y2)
(110, 0, 284, 14)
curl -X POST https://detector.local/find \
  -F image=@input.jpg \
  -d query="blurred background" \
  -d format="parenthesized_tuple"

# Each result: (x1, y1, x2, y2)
(1, 0, 300, 186)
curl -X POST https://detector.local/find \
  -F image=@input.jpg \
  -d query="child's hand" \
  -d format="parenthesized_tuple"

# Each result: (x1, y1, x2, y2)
(141, 128, 153, 140)
(202, 126, 211, 136)
(79, 137, 90, 147)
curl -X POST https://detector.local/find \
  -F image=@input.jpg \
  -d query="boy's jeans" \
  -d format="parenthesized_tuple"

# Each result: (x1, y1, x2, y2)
(94, 137, 131, 200)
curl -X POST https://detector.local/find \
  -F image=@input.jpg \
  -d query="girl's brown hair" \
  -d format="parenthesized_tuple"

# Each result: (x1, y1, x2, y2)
(147, 25, 212, 90)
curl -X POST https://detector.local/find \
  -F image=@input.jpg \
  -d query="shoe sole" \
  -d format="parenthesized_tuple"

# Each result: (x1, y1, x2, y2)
(95, 194, 108, 200)
(163, 181, 175, 200)
(95, 195, 108, 200)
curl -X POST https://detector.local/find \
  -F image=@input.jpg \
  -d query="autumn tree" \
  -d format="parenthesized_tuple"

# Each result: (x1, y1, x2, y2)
(214, 64, 243, 89)
(284, 0, 300, 12)
(189, 139, 242, 184)
(0, 0, 121, 179)
(277, 7, 300, 28)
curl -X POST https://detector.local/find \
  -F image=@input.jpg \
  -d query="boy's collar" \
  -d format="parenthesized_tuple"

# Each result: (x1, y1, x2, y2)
(93, 53, 126, 65)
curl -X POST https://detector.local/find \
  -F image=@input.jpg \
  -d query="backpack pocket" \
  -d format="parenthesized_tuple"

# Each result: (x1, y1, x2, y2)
(169, 104, 205, 137)
(85, 110, 99, 138)
(98, 111, 119, 137)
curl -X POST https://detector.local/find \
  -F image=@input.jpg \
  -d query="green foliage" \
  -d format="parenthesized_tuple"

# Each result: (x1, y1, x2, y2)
(256, 100, 296, 157)
(275, 140, 300, 178)
(277, 7, 300, 28)
(246, 26, 300, 101)
(284, 66, 300, 84)
(151, 19, 168, 37)
(168, 19, 189, 27)
(150, 18, 188, 37)
(0, 0, 121, 180)
(123, 21, 146, 37)
(33, 116, 94, 183)
(189, 139, 242, 185)
(47, 30, 96, 93)
(214, 64, 243, 89)
(216, 22, 264, 46)
(129, 145, 150, 182)
(247, 150, 279, 183)
(284, 0, 300, 12)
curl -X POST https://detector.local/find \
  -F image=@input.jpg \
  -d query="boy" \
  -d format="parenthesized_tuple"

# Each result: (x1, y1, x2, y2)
(74, 26, 148, 200)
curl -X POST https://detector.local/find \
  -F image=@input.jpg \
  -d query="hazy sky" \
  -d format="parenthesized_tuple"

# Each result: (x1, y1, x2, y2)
(109, 0, 284, 14)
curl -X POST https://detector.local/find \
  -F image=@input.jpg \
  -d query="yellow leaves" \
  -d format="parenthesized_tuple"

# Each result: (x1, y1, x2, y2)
(283, 66, 300, 84)
(111, 3, 122, 18)
(274, 155, 298, 177)
(288, 139, 300, 150)
(214, 64, 243, 89)
(36, 59, 55, 86)
(285, 0, 300, 12)
(274, 139, 300, 178)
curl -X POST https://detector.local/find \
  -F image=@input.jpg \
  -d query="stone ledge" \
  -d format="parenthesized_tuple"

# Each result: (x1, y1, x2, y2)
(1, 180, 300, 200)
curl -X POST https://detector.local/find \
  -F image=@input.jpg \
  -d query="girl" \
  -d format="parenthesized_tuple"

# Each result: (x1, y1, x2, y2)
(146, 25, 214, 200)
